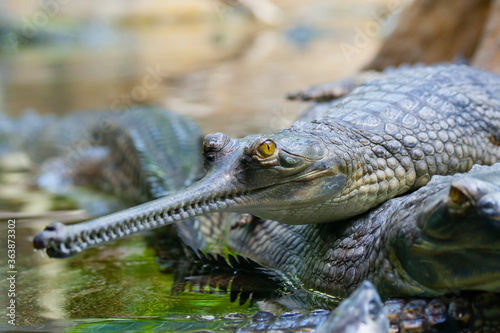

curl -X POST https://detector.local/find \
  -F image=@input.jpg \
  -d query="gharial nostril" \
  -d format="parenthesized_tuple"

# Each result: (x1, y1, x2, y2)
(44, 221, 65, 232)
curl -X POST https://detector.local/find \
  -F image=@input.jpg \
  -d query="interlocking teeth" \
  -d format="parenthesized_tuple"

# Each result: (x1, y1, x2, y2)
(45, 190, 250, 257)
(180, 208, 190, 219)
(59, 242, 68, 254)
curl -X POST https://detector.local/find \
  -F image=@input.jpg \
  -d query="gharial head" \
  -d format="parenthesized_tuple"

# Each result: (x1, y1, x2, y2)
(197, 129, 347, 224)
(394, 176, 500, 294)
(34, 128, 349, 257)
(316, 281, 388, 333)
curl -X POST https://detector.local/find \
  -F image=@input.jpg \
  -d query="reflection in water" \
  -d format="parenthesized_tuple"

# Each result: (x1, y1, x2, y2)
(0, 0, 392, 330)
(1, 229, 271, 329)
(35, 260, 66, 321)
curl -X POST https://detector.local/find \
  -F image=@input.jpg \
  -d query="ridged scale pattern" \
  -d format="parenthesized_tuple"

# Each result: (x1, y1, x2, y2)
(227, 163, 500, 298)
(279, 65, 500, 222)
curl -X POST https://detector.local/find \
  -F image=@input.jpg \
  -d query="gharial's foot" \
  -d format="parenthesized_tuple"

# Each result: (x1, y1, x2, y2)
(287, 70, 383, 102)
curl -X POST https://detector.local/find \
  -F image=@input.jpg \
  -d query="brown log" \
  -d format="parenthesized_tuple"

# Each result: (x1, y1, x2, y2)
(366, 0, 491, 71)
(472, 0, 500, 73)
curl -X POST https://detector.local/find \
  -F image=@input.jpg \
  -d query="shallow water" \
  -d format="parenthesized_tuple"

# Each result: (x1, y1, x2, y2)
(0, 230, 273, 330)
(0, 1, 393, 331)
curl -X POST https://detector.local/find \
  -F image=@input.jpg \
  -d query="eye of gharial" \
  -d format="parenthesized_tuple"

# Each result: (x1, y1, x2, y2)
(257, 139, 276, 157)
(205, 152, 216, 163)
(449, 185, 470, 207)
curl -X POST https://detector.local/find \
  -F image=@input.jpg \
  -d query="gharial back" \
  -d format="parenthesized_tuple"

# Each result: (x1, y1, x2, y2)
(279, 65, 500, 222)
(314, 65, 500, 174)
(19, 108, 204, 203)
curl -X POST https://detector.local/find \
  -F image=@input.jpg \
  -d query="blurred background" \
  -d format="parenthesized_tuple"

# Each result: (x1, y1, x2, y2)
(0, 0, 401, 136)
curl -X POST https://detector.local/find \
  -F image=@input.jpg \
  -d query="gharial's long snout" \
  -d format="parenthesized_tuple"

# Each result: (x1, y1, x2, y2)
(34, 130, 346, 258)
(33, 171, 241, 257)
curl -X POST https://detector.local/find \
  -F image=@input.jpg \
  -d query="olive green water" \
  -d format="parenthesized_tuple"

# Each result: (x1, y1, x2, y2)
(0, 1, 393, 331)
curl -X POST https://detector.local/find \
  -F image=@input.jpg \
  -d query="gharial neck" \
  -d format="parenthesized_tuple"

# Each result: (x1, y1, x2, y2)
(280, 121, 407, 222)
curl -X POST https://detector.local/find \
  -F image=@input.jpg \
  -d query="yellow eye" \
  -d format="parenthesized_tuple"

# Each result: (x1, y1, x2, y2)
(449, 185, 469, 206)
(258, 140, 276, 157)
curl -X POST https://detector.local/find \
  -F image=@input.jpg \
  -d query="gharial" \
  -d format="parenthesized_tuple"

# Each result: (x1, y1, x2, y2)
(1, 64, 499, 331)
(33, 64, 500, 249)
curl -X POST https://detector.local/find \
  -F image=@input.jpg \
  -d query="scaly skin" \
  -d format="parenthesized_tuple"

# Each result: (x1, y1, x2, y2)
(33, 64, 500, 256)
(4, 107, 203, 202)
(225, 163, 500, 297)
